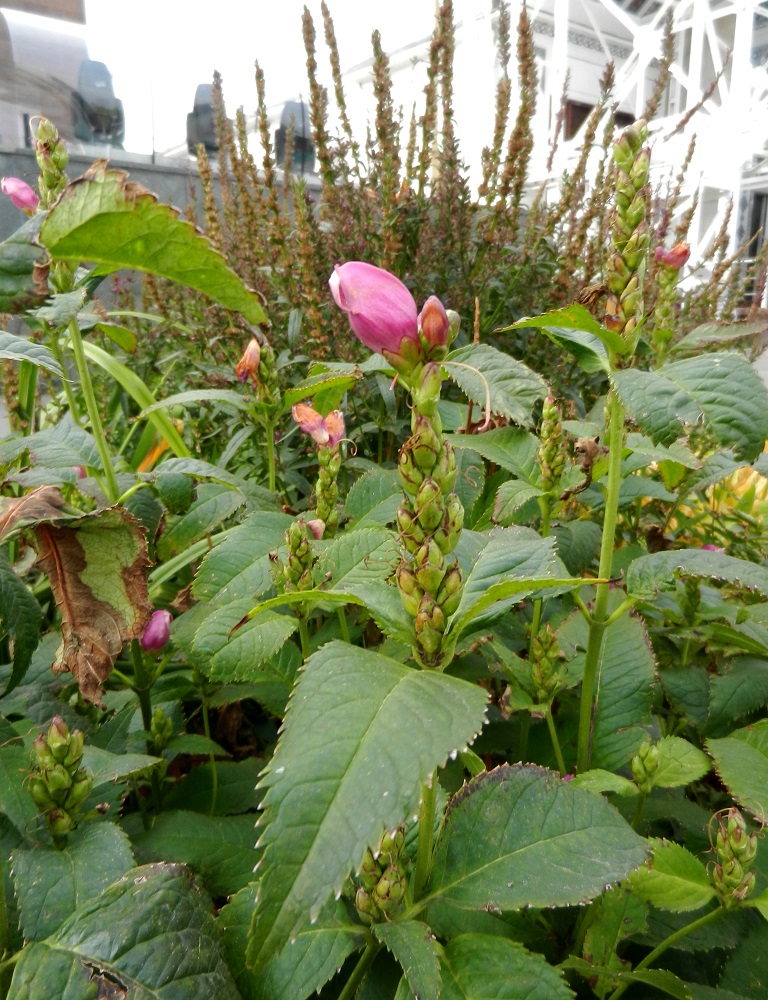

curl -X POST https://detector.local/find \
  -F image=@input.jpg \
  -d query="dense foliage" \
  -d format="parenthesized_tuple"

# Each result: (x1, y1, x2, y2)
(2, 5, 768, 1000)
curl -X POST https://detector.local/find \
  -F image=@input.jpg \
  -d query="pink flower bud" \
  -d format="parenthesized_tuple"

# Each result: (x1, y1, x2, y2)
(293, 403, 330, 445)
(235, 339, 261, 385)
(329, 261, 418, 356)
(701, 544, 724, 552)
(1, 176, 38, 213)
(418, 295, 449, 348)
(140, 609, 172, 651)
(74, 466, 86, 479)
(305, 518, 326, 540)
(654, 242, 690, 270)
(323, 410, 345, 448)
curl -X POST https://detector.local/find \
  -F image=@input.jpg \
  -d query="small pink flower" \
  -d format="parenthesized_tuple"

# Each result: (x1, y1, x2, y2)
(562, 773, 574, 782)
(305, 518, 326, 540)
(701, 543, 725, 553)
(292, 404, 344, 448)
(74, 466, 86, 479)
(654, 242, 690, 271)
(141, 609, 172, 651)
(329, 261, 418, 356)
(1, 177, 38, 213)
(418, 295, 449, 349)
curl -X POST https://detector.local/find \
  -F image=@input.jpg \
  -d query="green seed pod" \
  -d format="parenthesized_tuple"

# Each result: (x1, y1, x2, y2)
(33, 735, 55, 772)
(47, 807, 75, 839)
(410, 414, 441, 472)
(354, 886, 378, 923)
(46, 763, 73, 801)
(415, 595, 446, 655)
(379, 828, 405, 862)
(432, 494, 464, 554)
(29, 776, 54, 811)
(397, 562, 425, 617)
(398, 443, 426, 494)
(374, 865, 406, 915)
(47, 716, 70, 761)
(436, 562, 462, 616)
(431, 441, 457, 495)
(415, 479, 445, 533)
(359, 847, 381, 890)
(62, 730, 85, 769)
(64, 771, 93, 812)
(631, 741, 659, 793)
(414, 538, 446, 595)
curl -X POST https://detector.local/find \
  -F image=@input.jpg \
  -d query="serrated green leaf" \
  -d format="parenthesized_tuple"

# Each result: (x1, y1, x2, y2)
(0, 214, 48, 314)
(191, 599, 298, 685)
(40, 163, 266, 325)
(82, 746, 163, 786)
(4, 413, 101, 469)
(614, 353, 768, 461)
(440, 933, 573, 1000)
(493, 480, 543, 524)
(551, 521, 603, 576)
(445, 344, 547, 428)
(652, 736, 711, 788)
(447, 427, 538, 479)
(720, 921, 768, 997)
(345, 468, 402, 526)
(319, 525, 400, 594)
(0, 743, 38, 836)
(247, 641, 488, 971)
(8, 862, 240, 999)
(152, 457, 281, 511)
(158, 483, 245, 560)
(503, 305, 617, 373)
(373, 921, 441, 1000)
(627, 549, 768, 602)
(569, 770, 639, 797)
(0, 548, 42, 694)
(447, 528, 576, 639)
(709, 657, 768, 730)
(12, 822, 135, 941)
(628, 839, 716, 912)
(193, 511, 292, 601)
(165, 758, 262, 815)
(220, 885, 365, 1000)
(564, 956, 693, 999)
(582, 887, 647, 973)
(281, 371, 361, 413)
(672, 318, 768, 356)
(0, 331, 65, 377)
(131, 811, 258, 896)
(707, 719, 768, 824)
(94, 321, 137, 353)
(426, 764, 647, 913)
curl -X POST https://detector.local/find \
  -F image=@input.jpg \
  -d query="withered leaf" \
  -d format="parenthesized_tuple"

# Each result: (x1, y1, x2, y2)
(7, 489, 153, 706)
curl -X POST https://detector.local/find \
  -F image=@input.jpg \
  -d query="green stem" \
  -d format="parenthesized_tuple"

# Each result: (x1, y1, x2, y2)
(545, 708, 567, 776)
(67, 319, 119, 504)
(577, 391, 625, 773)
(337, 607, 351, 644)
(200, 694, 218, 817)
(631, 790, 647, 830)
(264, 417, 277, 493)
(298, 617, 310, 660)
(130, 639, 163, 812)
(518, 713, 531, 763)
(413, 770, 438, 903)
(0, 864, 12, 999)
(607, 907, 725, 1000)
(47, 326, 81, 422)
(337, 939, 381, 1000)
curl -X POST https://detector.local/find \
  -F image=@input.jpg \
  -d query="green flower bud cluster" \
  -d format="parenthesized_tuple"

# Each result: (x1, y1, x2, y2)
(34, 117, 69, 208)
(711, 809, 758, 907)
(315, 445, 341, 536)
(354, 828, 407, 923)
(537, 396, 566, 494)
(28, 716, 93, 845)
(631, 740, 659, 794)
(605, 120, 650, 353)
(396, 362, 464, 669)
(150, 707, 174, 753)
(283, 518, 317, 598)
(531, 625, 565, 704)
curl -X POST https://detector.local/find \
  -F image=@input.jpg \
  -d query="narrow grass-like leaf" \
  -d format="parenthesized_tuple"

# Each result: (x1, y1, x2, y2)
(247, 641, 488, 971)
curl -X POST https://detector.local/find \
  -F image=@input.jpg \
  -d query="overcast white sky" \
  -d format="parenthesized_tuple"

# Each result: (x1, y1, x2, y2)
(83, 0, 439, 155)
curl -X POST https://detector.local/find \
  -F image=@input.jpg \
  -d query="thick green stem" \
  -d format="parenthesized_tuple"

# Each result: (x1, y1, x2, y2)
(545, 708, 567, 776)
(264, 417, 277, 493)
(67, 319, 119, 503)
(201, 696, 218, 817)
(130, 639, 163, 812)
(338, 939, 381, 1000)
(413, 770, 438, 903)
(337, 607, 351, 644)
(298, 617, 310, 660)
(607, 907, 725, 1000)
(577, 391, 625, 773)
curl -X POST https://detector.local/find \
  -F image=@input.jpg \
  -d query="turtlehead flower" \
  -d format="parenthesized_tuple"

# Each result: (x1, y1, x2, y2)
(141, 609, 172, 652)
(418, 295, 449, 349)
(292, 403, 345, 448)
(654, 242, 690, 270)
(1, 176, 38, 213)
(305, 518, 326, 540)
(235, 339, 261, 385)
(329, 261, 418, 356)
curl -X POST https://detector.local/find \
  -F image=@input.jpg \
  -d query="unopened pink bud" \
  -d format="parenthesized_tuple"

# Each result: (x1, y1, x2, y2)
(140, 609, 172, 651)
(74, 466, 86, 479)
(418, 295, 449, 349)
(329, 261, 418, 356)
(1, 176, 38, 213)
(235, 339, 261, 384)
(305, 518, 325, 540)
(654, 242, 690, 270)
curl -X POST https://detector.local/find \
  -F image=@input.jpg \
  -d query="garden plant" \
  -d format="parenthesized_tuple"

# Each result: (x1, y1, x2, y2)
(2, 4, 768, 999)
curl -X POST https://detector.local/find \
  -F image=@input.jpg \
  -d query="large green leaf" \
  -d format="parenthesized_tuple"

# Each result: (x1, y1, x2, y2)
(220, 885, 365, 1000)
(40, 163, 267, 325)
(628, 839, 716, 912)
(581, 887, 648, 973)
(672, 318, 768, 356)
(373, 921, 441, 1000)
(0, 548, 42, 694)
(0, 331, 64, 377)
(158, 483, 245, 560)
(0, 413, 101, 469)
(246, 641, 488, 971)
(444, 344, 548, 428)
(319, 525, 400, 595)
(0, 743, 39, 836)
(0, 214, 49, 314)
(706, 719, 768, 824)
(82, 746, 163, 786)
(627, 549, 768, 602)
(719, 922, 768, 998)
(503, 305, 621, 372)
(164, 758, 262, 815)
(708, 658, 768, 730)
(12, 822, 135, 941)
(345, 468, 402, 526)
(192, 511, 292, 601)
(652, 736, 711, 788)
(131, 811, 258, 896)
(281, 371, 361, 414)
(447, 528, 576, 639)
(8, 862, 240, 999)
(191, 600, 298, 684)
(439, 933, 573, 1000)
(613, 353, 768, 461)
(446, 427, 538, 480)
(426, 764, 647, 913)
(139, 388, 251, 417)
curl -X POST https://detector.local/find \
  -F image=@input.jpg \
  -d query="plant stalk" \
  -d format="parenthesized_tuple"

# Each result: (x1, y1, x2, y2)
(577, 390, 625, 773)
(337, 939, 381, 1000)
(413, 769, 438, 903)
(67, 318, 119, 503)
(545, 708, 567, 776)
(130, 639, 163, 812)
(264, 416, 277, 493)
